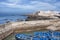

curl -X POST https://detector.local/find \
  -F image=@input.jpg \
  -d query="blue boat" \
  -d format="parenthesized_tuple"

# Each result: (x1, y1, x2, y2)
(15, 31, 60, 40)
(15, 34, 26, 40)
(53, 31, 60, 37)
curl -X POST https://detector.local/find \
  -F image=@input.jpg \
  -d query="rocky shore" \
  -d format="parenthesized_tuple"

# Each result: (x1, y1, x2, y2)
(0, 11, 60, 40)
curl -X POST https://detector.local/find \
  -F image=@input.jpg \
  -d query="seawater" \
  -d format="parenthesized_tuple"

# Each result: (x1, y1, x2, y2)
(0, 15, 27, 24)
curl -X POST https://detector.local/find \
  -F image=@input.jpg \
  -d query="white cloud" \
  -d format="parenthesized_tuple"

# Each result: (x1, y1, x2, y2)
(0, 2, 35, 10)
(0, 0, 60, 11)
(29, 1, 56, 10)
(7, 0, 26, 4)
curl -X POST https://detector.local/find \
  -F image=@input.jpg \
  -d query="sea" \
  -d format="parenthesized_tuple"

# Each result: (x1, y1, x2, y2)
(0, 14, 27, 24)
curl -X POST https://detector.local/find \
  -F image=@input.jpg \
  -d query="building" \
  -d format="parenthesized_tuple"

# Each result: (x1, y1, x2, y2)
(22, 11, 60, 21)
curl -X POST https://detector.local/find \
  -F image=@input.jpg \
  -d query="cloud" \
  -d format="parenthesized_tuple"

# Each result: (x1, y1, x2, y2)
(30, 1, 56, 10)
(0, 2, 35, 10)
(0, 0, 60, 13)
(0, 1, 56, 10)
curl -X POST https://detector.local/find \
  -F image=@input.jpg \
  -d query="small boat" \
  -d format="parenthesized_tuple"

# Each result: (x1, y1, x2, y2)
(15, 31, 60, 40)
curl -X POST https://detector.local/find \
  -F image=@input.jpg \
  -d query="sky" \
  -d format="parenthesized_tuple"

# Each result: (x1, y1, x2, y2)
(0, 0, 60, 14)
